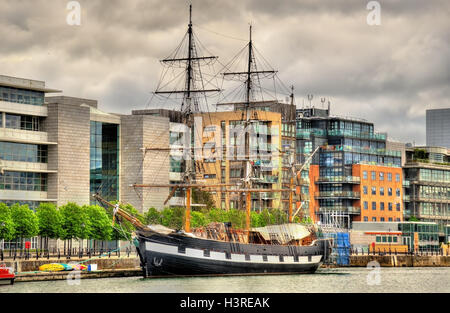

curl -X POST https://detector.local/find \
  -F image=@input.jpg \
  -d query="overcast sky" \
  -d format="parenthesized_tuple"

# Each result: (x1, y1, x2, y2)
(0, 0, 448, 145)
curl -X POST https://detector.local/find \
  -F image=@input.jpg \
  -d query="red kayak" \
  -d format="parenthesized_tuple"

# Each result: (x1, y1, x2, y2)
(0, 264, 15, 285)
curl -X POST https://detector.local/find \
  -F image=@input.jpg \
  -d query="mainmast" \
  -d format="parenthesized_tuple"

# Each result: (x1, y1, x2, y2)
(152, 5, 220, 231)
(155, 4, 220, 119)
(223, 26, 277, 231)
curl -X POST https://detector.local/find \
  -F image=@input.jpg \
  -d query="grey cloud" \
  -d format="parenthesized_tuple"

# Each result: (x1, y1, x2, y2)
(0, 0, 448, 147)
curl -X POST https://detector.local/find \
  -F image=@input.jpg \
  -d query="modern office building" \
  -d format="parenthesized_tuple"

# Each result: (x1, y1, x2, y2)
(403, 145, 450, 237)
(426, 108, 450, 149)
(296, 107, 403, 228)
(0, 75, 61, 209)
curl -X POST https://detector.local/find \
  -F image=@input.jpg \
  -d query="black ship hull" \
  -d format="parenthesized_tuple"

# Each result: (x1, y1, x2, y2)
(135, 229, 332, 278)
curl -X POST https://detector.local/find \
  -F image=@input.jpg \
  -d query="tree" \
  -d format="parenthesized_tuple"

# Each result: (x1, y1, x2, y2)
(85, 205, 112, 250)
(250, 211, 262, 228)
(161, 207, 185, 230)
(10, 204, 39, 247)
(206, 208, 228, 223)
(36, 203, 62, 250)
(413, 149, 428, 161)
(0, 203, 15, 242)
(59, 202, 91, 252)
(192, 189, 216, 210)
(144, 207, 161, 225)
(227, 209, 246, 229)
(191, 211, 209, 228)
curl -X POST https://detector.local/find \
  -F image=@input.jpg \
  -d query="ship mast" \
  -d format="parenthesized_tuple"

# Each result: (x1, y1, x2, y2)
(223, 26, 276, 232)
(151, 5, 221, 232)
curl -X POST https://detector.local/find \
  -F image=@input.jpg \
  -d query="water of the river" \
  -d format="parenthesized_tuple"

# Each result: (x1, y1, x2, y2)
(1, 267, 448, 293)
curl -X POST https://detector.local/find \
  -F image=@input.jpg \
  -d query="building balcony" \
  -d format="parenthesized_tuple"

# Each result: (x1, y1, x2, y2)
(403, 180, 410, 187)
(0, 160, 57, 173)
(321, 145, 401, 158)
(255, 175, 279, 184)
(0, 128, 57, 146)
(314, 191, 360, 199)
(318, 206, 361, 215)
(403, 195, 410, 202)
(169, 172, 183, 181)
(315, 176, 360, 184)
(252, 192, 276, 200)
(168, 196, 185, 207)
(0, 100, 48, 117)
(0, 190, 56, 202)
(407, 195, 450, 203)
(327, 129, 387, 141)
(296, 128, 327, 139)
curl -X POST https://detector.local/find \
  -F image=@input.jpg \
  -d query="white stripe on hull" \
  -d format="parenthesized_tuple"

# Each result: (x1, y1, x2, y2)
(145, 242, 322, 265)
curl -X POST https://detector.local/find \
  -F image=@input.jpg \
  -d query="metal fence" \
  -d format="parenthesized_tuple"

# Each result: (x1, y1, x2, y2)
(0, 246, 138, 261)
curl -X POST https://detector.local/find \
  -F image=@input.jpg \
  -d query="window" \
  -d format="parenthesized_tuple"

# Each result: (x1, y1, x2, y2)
(372, 217, 377, 222)
(396, 188, 400, 197)
(393, 237, 398, 243)
(376, 236, 381, 243)
(380, 202, 385, 210)
(380, 187, 384, 196)
(363, 171, 368, 180)
(364, 201, 368, 210)
(5, 114, 42, 131)
(0, 142, 47, 163)
(372, 202, 376, 210)
(396, 173, 400, 182)
(396, 218, 400, 222)
(379, 172, 384, 181)
(388, 173, 392, 181)
(380, 217, 385, 222)
(396, 203, 401, 211)
(0, 171, 47, 191)
(382, 236, 387, 243)
(388, 202, 393, 211)
(388, 188, 392, 196)
(364, 216, 368, 222)
(371, 187, 376, 195)
(363, 186, 368, 195)
(389, 218, 393, 222)
(0, 86, 44, 106)
(371, 171, 376, 180)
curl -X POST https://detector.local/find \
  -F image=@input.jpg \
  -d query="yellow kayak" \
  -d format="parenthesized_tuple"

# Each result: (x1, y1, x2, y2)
(39, 263, 66, 272)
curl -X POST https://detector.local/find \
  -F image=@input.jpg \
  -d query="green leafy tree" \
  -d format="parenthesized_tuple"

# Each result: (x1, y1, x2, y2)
(260, 209, 273, 226)
(192, 189, 216, 210)
(0, 203, 15, 241)
(227, 209, 246, 229)
(191, 211, 209, 228)
(250, 211, 264, 228)
(85, 205, 112, 245)
(144, 207, 161, 225)
(10, 203, 39, 246)
(36, 203, 62, 250)
(59, 202, 91, 251)
(206, 208, 228, 223)
(161, 207, 185, 230)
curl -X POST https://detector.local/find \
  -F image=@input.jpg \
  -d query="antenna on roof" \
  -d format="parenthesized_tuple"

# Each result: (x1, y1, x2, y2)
(321, 97, 326, 109)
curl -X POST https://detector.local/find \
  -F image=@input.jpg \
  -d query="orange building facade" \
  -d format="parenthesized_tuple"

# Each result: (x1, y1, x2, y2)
(307, 164, 403, 225)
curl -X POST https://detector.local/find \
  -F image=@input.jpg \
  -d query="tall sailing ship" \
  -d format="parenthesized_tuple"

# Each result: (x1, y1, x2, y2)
(95, 5, 332, 277)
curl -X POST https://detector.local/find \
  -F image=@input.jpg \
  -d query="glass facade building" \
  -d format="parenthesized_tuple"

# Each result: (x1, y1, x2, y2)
(296, 108, 402, 228)
(90, 121, 120, 204)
